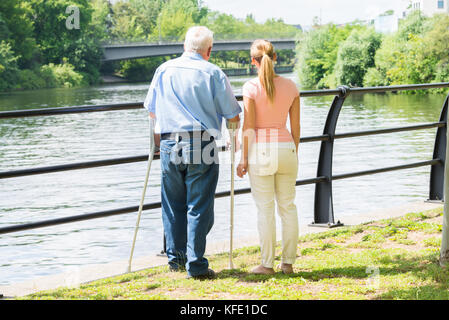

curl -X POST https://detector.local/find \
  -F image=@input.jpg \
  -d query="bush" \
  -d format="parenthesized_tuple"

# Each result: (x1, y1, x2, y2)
(119, 57, 166, 82)
(40, 61, 86, 88)
(0, 40, 19, 91)
(296, 23, 361, 89)
(334, 28, 381, 87)
(363, 68, 386, 87)
(317, 72, 337, 89)
(435, 60, 449, 83)
(0, 51, 87, 91)
(16, 69, 46, 90)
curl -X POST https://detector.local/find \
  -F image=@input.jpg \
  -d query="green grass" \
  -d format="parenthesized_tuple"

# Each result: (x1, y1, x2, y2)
(17, 207, 449, 300)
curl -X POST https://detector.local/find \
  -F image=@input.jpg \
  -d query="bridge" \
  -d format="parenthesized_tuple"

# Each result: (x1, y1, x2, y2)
(101, 39, 296, 62)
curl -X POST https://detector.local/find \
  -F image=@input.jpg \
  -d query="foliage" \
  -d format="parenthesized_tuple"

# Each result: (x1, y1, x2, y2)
(0, 12, 11, 40)
(153, 0, 207, 41)
(108, 0, 208, 42)
(334, 28, 381, 87)
(0, 0, 38, 68)
(90, 0, 113, 41)
(0, 0, 300, 91)
(298, 11, 449, 90)
(363, 12, 449, 89)
(110, 1, 299, 81)
(118, 57, 166, 82)
(27, 0, 102, 83)
(396, 10, 430, 41)
(363, 67, 385, 87)
(40, 60, 86, 88)
(0, 41, 19, 91)
(16, 68, 46, 90)
(203, 13, 298, 41)
(110, 1, 148, 41)
(296, 23, 362, 88)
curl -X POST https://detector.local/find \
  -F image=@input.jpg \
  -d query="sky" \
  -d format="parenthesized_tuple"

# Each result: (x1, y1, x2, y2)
(202, 0, 406, 26)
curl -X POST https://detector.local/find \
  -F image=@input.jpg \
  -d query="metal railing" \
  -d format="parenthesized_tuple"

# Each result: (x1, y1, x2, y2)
(101, 38, 298, 46)
(0, 82, 448, 236)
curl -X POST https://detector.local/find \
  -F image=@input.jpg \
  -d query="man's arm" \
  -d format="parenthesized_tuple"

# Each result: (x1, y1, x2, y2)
(227, 114, 240, 124)
(213, 72, 242, 121)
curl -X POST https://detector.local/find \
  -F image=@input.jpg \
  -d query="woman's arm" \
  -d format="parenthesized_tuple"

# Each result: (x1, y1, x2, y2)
(289, 96, 300, 153)
(237, 96, 256, 178)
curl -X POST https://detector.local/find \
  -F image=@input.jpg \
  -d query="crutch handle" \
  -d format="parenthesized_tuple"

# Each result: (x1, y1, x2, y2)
(226, 120, 240, 130)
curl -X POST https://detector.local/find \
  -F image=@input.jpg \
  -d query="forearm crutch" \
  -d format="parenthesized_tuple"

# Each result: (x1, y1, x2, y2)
(227, 120, 239, 269)
(127, 117, 156, 273)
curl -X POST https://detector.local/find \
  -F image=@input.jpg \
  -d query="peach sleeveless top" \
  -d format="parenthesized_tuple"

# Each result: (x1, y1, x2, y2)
(242, 76, 299, 143)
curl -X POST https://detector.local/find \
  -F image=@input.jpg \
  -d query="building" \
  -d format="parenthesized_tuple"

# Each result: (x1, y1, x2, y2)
(373, 14, 399, 33)
(402, 0, 449, 17)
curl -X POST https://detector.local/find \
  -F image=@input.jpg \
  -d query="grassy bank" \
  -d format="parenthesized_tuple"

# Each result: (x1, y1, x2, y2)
(19, 207, 449, 300)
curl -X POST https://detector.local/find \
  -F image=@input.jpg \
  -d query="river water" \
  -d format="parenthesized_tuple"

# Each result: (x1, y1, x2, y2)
(0, 73, 446, 286)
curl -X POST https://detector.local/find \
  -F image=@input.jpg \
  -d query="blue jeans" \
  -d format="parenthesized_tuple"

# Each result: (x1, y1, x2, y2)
(159, 136, 219, 276)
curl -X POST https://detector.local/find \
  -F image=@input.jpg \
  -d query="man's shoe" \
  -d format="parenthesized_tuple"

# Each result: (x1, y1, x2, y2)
(186, 268, 216, 280)
(169, 264, 186, 272)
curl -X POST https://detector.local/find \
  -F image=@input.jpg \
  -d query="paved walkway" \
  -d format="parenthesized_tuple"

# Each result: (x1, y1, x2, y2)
(0, 200, 443, 298)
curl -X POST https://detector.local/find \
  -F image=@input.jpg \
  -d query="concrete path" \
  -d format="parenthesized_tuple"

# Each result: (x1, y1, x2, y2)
(0, 200, 443, 298)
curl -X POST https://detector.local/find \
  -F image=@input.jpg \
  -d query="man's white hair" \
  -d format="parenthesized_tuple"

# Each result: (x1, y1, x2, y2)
(184, 26, 214, 53)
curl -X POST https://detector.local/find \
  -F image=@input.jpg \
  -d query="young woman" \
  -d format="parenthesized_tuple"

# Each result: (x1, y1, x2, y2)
(237, 39, 300, 275)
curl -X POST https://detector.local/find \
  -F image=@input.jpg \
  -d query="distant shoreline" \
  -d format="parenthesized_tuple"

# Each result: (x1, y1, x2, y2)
(101, 65, 295, 84)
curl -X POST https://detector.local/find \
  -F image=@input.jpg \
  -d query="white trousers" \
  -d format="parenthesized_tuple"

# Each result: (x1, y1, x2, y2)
(248, 142, 299, 268)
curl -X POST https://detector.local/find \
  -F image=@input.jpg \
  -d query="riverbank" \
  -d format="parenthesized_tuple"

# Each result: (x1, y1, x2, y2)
(100, 65, 295, 84)
(221, 65, 294, 77)
(2, 201, 446, 300)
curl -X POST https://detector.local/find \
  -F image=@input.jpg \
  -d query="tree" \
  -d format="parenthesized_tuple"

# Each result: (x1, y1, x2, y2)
(111, 1, 147, 41)
(204, 12, 245, 40)
(0, 0, 38, 68)
(27, 0, 102, 83)
(152, 0, 206, 41)
(91, 0, 113, 41)
(396, 10, 429, 41)
(0, 12, 11, 40)
(128, 0, 164, 37)
(421, 14, 449, 83)
(365, 12, 444, 88)
(334, 27, 381, 87)
(296, 24, 359, 88)
(0, 41, 19, 90)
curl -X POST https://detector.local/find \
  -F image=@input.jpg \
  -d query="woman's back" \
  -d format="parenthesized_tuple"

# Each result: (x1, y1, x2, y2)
(242, 76, 299, 143)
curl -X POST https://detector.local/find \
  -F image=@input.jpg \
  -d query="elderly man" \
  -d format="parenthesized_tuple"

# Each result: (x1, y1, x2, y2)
(144, 26, 241, 279)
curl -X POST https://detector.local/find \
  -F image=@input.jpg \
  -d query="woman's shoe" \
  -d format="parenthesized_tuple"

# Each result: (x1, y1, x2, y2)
(277, 263, 294, 274)
(251, 265, 275, 275)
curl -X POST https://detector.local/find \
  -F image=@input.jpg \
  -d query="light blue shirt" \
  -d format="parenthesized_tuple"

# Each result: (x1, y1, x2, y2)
(143, 52, 242, 137)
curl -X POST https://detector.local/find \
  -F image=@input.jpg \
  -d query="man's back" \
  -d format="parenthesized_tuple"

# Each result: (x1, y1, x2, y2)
(144, 52, 241, 136)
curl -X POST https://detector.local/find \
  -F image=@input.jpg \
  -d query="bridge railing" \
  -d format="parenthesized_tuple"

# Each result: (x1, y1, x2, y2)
(0, 82, 447, 237)
(101, 37, 298, 46)
(101, 39, 297, 61)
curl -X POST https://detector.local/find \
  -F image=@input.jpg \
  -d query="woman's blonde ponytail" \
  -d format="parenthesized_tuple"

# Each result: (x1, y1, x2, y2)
(259, 53, 275, 104)
(251, 40, 276, 104)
